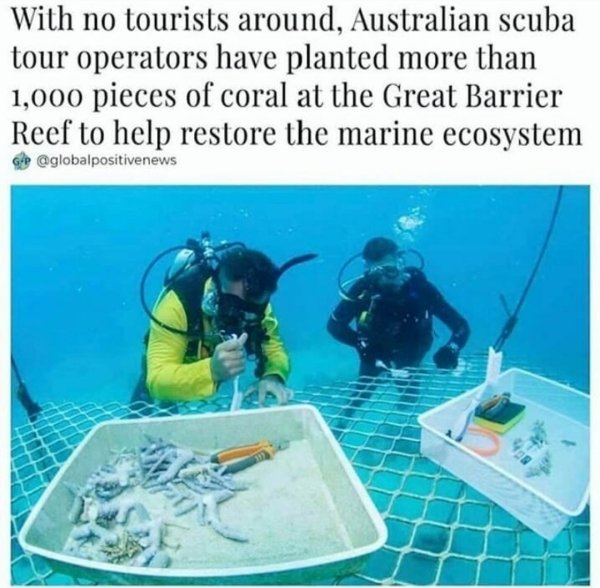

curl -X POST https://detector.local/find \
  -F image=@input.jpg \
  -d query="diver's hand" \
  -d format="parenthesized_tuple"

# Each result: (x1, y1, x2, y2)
(433, 343, 459, 370)
(211, 333, 248, 383)
(244, 375, 294, 406)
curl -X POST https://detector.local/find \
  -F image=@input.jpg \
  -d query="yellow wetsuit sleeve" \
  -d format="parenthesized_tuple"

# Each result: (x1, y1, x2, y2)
(261, 304, 291, 382)
(145, 289, 216, 402)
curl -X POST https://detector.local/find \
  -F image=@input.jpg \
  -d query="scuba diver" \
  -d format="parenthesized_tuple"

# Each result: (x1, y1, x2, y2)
(328, 237, 470, 402)
(131, 231, 317, 412)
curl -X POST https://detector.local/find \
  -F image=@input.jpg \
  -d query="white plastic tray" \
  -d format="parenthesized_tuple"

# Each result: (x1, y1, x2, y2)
(19, 405, 387, 584)
(418, 368, 589, 540)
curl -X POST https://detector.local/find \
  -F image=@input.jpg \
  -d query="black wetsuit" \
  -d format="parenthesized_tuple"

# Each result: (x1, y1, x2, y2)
(327, 268, 470, 379)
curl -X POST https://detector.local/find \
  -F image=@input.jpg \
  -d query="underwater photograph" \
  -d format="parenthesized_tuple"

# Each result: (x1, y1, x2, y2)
(11, 185, 589, 585)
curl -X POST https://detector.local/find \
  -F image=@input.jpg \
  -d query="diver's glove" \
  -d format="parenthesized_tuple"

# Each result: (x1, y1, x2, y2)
(433, 343, 460, 370)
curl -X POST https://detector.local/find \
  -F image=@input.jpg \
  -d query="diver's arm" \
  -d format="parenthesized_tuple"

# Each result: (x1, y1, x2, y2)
(146, 290, 217, 401)
(327, 298, 360, 347)
(260, 304, 291, 382)
(426, 282, 470, 348)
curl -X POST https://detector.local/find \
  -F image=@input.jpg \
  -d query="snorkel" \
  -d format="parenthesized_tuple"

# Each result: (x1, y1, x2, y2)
(279, 253, 319, 276)
(213, 252, 318, 344)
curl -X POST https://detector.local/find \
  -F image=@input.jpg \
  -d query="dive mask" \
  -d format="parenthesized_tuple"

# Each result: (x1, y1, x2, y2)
(215, 293, 267, 337)
(367, 264, 402, 280)
(365, 258, 410, 295)
(215, 293, 269, 361)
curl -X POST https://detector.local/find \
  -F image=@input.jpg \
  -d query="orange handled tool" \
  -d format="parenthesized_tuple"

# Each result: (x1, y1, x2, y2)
(223, 445, 277, 474)
(209, 439, 289, 474)
(210, 440, 273, 464)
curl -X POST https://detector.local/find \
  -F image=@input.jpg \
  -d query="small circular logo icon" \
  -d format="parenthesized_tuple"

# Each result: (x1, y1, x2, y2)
(13, 152, 31, 171)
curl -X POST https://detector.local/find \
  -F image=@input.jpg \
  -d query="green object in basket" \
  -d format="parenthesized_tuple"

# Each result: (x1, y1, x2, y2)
(474, 401, 526, 434)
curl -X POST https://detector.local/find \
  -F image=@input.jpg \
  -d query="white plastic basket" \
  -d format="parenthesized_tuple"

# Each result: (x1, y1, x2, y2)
(418, 368, 589, 540)
(19, 405, 387, 585)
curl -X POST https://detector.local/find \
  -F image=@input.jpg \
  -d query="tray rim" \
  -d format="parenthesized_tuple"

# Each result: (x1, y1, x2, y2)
(417, 367, 590, 517)
(18, 403, 388, 579)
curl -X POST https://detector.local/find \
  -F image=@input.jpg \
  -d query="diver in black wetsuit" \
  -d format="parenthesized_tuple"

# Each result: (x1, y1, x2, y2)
(328, 237, 470, 397)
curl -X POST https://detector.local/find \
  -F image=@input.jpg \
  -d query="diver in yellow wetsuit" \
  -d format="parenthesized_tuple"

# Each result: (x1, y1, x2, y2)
(146, 272, 290, 403)
(132, 233, 316, 410)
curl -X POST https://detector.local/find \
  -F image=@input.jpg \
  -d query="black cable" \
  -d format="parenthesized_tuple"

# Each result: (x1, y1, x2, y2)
(11, 355, 23, 384)
(11, 355, 41, 422)
(139, 240, 247, 337)
(139, 245, 197, 337)
(438, 186, 565, 539)
(493, 186, 564, 352)
(11, 355, 52, 483)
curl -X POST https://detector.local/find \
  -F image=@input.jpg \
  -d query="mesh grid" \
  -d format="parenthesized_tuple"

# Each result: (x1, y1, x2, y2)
(11, 355, 590, 585)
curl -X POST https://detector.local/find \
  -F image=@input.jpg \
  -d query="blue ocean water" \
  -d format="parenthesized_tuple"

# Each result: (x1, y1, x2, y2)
(10, 185, 590, 584)
(11, 185, 589, 426)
